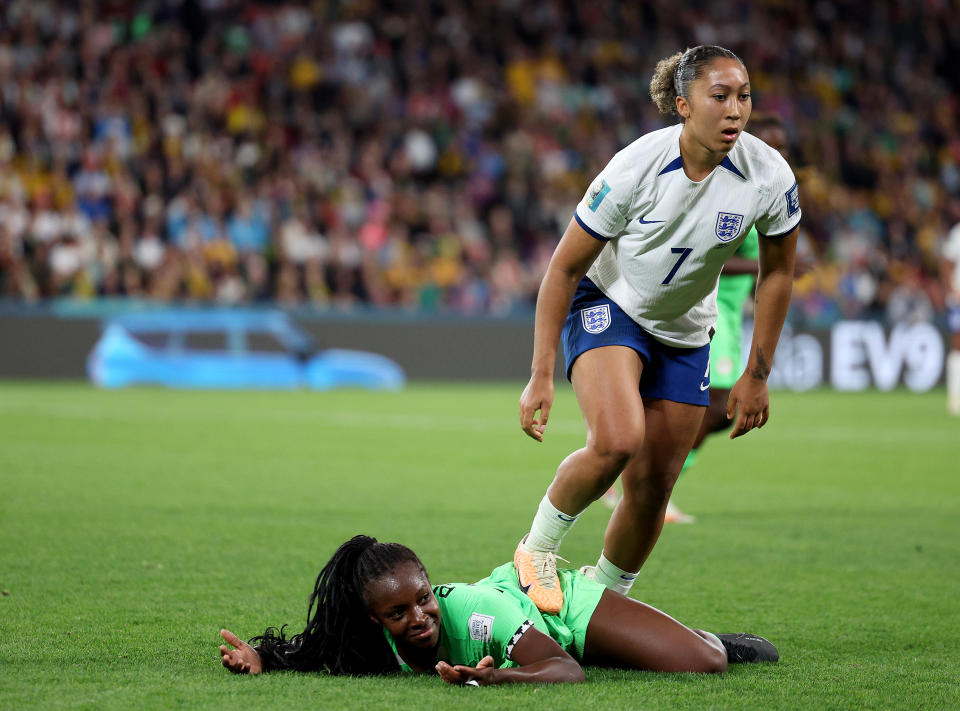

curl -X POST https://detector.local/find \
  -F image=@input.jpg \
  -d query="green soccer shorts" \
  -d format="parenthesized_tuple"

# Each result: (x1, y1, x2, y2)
(481, 562, 606, 660)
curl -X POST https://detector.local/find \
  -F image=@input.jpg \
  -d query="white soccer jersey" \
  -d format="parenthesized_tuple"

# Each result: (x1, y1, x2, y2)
(575, 123, 801, 347)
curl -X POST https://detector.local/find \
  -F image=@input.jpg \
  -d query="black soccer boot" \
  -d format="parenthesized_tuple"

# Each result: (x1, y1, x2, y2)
(716, 633, 779, 663)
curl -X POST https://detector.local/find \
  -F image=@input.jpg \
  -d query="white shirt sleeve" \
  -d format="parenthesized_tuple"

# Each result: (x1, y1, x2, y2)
(755, 157, 801, 238)
(573, 153, 634, 241)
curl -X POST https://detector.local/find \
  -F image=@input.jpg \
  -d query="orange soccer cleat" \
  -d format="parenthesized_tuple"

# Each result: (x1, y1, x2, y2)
(514, 537, 563, 614)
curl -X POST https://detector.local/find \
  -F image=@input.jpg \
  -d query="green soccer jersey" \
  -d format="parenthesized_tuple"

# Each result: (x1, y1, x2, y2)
(716, 226, 759, 311)
(710, 226, 759, 388)
(383, 563, 605, 672)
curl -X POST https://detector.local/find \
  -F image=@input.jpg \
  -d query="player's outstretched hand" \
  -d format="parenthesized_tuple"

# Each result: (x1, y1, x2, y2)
(519, 374, 554, 442)
(726, 376, 769, 439)
(436, 655, 495, 685)
(220, 628, 263, 675)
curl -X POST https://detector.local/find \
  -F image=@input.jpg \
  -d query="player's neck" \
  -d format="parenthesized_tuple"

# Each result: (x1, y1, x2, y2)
(678, 128, 725, 182)
(395, 639, 440, 672)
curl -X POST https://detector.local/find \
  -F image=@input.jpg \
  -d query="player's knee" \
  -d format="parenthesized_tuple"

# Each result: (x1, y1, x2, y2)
(683, 644, 727, 674)
(690, 630, 728, 674)
(587, 430, 643, 471)
(701, 643, 728, 674)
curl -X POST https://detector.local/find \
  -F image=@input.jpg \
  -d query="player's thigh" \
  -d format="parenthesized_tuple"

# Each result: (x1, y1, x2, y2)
(582, 589, 724, 673)
(622, 398, 705, 488)
(570, 346, 645, 449)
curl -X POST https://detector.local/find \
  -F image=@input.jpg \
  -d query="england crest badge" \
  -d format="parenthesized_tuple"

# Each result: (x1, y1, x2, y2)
(581, 304, 611, 334)
(715, 212, 744, 242)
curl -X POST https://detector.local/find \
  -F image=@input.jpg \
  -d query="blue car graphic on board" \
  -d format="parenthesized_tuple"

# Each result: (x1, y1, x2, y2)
(87, 310, 405, 390)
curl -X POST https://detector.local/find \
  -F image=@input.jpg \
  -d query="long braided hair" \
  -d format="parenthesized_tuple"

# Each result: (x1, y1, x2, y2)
(250, 535, 427, 675)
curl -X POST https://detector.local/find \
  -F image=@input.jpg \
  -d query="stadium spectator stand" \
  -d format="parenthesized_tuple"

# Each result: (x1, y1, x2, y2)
(0, 0, 957, 326)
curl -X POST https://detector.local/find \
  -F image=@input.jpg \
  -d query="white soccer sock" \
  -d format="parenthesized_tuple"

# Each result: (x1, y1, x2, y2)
(594, 552, 638, 596)
(947, 350, 960, 416)
(524, 494, 581, 552)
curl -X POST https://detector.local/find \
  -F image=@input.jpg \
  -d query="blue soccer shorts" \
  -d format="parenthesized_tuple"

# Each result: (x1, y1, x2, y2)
(561, 277, 711, 406)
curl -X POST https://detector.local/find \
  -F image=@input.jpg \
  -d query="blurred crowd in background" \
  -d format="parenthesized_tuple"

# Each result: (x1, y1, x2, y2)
(0, 0, 958, 325)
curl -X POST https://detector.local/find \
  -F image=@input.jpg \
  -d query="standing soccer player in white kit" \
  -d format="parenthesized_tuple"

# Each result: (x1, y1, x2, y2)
(514, 45, 802, 613)
(942, 221, 960, 414)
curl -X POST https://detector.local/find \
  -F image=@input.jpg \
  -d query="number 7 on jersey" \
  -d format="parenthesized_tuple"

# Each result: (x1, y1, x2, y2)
(661, 247, 693, 285)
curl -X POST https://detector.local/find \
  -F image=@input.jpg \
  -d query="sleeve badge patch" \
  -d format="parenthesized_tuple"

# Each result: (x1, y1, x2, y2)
(468, 613, 495, 642)
(585, 178, 611, 212)
(785, 182, 800, 217)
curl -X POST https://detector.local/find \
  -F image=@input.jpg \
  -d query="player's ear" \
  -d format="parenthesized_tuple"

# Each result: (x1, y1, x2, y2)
(365, 599, 381, 625)
(367, 603, 388, 626)
(676, 95, 691, 120)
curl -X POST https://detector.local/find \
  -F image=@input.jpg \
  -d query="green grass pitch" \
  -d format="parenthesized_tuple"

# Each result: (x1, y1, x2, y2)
(1, 382, 957, 710)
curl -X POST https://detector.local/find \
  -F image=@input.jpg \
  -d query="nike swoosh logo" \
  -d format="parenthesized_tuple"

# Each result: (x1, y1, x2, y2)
(638, 216, 665, 224)
(700, 382, 709, 391)
(556, 513, 577, 522)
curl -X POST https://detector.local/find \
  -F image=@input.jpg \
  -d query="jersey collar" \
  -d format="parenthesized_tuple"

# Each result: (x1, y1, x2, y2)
(720, 155, 746, 180)
(657, 155, 684, 176)
(657, 154, 746, 180)
(381, 624, 448, 673)
(382, 626, 413, 672)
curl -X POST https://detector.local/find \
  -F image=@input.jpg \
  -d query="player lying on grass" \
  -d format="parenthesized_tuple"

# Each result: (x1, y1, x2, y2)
(218, 535, 776, 685)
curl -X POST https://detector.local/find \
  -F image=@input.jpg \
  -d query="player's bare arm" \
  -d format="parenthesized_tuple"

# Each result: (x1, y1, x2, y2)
(437, 628, 584, 686)
(520, 218, 606, 442)
(728, 226, 798, 438)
